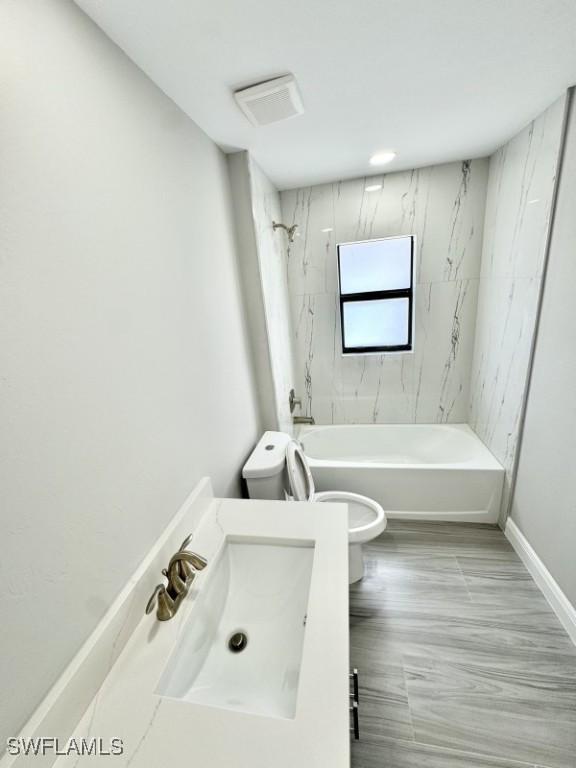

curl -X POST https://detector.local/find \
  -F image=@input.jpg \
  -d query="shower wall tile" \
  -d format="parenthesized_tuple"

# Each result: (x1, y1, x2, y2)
(281, 159, 488, 424)
(479, 99, 566, 282)
(414, 279, 479, 423)
(469, 94, 567, 518)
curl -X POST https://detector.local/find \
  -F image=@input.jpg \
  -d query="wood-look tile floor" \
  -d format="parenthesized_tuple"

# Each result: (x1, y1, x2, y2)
(350, 521, 576, 768)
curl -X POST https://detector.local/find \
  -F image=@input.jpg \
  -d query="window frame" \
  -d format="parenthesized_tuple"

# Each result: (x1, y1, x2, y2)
(337, 235, 415, 355)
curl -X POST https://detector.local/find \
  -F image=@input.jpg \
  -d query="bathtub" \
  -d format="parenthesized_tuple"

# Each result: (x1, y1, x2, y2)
(298, 424, 504, 523)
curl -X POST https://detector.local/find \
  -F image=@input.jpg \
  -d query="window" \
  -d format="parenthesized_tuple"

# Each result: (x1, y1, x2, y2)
(337, 235, 414, 354)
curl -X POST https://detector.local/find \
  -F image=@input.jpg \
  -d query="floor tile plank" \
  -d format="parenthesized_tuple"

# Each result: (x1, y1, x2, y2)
(350, 522, 576, 768)
(352, 734, 539, 768)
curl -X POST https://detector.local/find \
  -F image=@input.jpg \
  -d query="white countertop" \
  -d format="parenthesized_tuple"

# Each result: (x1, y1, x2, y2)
(50, 497, 350, 768)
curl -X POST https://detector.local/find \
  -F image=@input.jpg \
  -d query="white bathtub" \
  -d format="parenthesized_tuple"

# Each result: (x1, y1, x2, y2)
(298, 424, 504, 523)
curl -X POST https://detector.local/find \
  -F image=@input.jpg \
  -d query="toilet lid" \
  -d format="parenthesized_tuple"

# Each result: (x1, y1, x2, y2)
(285, 441, 315, 501)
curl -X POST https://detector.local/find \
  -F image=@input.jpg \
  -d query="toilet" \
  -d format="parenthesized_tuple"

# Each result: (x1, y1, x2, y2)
(243, 431, 387, 583)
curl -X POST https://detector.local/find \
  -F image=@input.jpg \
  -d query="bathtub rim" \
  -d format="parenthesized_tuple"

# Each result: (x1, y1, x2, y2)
(296, 423, 503, 472)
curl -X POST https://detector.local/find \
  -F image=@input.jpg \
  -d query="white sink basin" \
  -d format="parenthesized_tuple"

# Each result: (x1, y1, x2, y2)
(156, 537, 315, 719)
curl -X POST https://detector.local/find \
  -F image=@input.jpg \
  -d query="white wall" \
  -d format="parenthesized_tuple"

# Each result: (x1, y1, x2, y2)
(0, 0, 261, 745)
(509, 91, 576, 607)
(227, 152, 278, 431)
(228, 152, 297, 433)
(469, 95, 567, 519)
(248, 157, 297, 433)
(280, 160, 488, 424)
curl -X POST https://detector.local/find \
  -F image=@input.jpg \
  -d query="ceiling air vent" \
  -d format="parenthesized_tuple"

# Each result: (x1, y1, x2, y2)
(234, 75, 304, 127)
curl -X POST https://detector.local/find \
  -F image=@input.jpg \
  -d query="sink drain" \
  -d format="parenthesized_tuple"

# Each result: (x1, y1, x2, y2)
(228, 630, 248, 653)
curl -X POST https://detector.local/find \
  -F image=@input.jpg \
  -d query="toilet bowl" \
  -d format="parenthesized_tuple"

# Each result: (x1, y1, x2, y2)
(285, 440, 386, 583)
(242, 431, 386, 583)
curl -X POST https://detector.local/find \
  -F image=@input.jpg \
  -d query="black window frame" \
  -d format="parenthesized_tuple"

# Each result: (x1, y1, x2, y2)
(337, 235, 415, 354)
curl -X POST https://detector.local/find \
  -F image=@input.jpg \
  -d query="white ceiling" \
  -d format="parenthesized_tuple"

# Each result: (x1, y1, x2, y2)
(74, 0, 576, 190)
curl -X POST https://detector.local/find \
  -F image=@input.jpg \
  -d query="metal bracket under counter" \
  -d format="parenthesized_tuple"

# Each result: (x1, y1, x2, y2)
(350, 668, 360, 740)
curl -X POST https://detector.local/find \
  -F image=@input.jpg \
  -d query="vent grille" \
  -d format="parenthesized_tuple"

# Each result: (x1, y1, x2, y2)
(234, 75, 304, 127)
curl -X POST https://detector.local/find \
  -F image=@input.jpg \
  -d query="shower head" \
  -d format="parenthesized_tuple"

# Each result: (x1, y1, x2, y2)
(272, 221, 298, 243)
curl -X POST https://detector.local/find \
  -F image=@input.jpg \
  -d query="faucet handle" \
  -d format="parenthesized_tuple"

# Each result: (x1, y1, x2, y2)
(289, 388, 302, 414)
(146, 584, 166, 615)
(179, 533, 193, 551)
(179, 535, 208, 571)
(173, 535, 197, 584)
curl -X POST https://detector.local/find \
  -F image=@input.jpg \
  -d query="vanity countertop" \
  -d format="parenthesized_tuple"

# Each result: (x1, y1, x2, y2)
(50, 497, 350, 768)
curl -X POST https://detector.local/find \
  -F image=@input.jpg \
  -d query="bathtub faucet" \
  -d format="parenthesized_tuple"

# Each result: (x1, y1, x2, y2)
(293, 415, 315, 425)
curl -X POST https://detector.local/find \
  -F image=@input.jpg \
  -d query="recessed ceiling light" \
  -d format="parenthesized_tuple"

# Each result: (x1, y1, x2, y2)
(369, 151, 396, 167)
(365, 184, 382, 192)
(321, 227, 333, 233)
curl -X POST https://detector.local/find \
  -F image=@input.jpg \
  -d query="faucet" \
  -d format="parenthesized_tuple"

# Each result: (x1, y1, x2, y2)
(288, 388, 301, 414)
(289, 389, 315, 424)
(146, 534, 208, 621)
(293, 415, 315, 425)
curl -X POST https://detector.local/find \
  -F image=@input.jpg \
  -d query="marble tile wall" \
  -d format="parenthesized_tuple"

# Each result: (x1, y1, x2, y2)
(469, 94, 567, 519)
(280, 160, 489, 424)
(248, 157, 297, 433)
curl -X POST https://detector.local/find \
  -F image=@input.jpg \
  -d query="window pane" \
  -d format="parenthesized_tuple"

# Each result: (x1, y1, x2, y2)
(343, 298, 410, 349)
(339, 237, 412, 294)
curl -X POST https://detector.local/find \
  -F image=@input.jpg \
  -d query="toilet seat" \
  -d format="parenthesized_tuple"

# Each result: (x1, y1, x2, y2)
(314, 490, 386, 543)
(285, 441, 316, 501)
(285, 441, 387, 544)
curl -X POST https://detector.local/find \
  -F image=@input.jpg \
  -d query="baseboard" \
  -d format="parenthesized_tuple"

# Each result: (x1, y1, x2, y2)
(386, 510, 498, 523)
(505, 518, 576, 646)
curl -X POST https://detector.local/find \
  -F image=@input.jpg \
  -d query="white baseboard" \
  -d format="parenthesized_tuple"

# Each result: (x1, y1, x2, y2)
(505, 518, 576, 646)
(386, 510, 498, 523)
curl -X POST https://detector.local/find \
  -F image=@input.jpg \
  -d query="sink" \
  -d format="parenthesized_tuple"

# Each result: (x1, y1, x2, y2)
(156, 536, 315, 719)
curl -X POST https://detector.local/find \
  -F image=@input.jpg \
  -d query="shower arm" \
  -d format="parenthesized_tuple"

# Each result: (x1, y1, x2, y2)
(272, 221, 298, 243)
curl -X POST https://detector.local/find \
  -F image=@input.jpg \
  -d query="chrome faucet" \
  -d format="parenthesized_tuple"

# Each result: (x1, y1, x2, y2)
(146, 535, 207, 621)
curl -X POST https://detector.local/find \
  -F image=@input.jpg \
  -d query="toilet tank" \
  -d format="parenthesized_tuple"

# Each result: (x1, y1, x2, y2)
(242, 431, 292, 499)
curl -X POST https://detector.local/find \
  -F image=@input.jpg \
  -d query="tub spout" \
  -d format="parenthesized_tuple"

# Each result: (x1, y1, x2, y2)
(293, 415, 315, 425)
